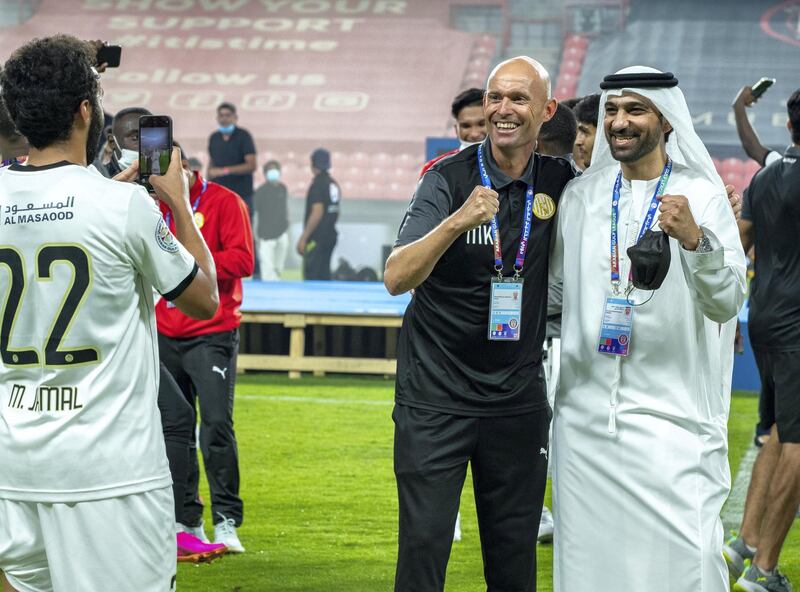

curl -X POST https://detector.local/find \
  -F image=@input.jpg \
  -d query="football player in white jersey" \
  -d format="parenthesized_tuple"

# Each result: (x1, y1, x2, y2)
(0, 35, 219, 592)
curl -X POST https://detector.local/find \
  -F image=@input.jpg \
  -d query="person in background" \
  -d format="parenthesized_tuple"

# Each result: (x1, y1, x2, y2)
(208, 101, 258, 276)
(420, 88, 486, 177)
(731, 84, 781, 449)
(252, 160, 290, 280)
(537, 102, 578, 163)
(297, 148, 340, 281)
(157, 144, 254, 555)
(207, 102, 257, 210)
(533, 100, 579, 544)
(724, 89, 800, 592)
(732, 85, 783, 168)
(0, 101, 28, 168)
(559, 96, 583, 110)
(572, 93, 600, 170)
(104, 106, 151, 178)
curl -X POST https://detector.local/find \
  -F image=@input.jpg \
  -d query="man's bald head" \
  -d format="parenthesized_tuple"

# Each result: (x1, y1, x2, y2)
(486, 56, 551, 100)
(483, 56, 557, 154)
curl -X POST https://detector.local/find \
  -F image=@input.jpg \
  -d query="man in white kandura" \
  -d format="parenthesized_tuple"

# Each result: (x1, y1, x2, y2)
(550, 66, 747, 592)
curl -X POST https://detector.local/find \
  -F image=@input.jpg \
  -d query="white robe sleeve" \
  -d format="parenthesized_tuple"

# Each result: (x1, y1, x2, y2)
(548, 185, 571, 317)
(678, 189, 747, 323)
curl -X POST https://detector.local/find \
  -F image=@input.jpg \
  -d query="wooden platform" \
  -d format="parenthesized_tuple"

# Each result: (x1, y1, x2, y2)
(239, 281, 410, 378)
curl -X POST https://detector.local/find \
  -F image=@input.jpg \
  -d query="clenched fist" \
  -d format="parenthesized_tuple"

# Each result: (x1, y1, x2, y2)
(454, 186, 500, 233)
(657, 194, 702, 250)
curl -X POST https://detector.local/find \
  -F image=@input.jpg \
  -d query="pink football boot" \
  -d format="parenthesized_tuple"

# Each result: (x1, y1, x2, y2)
(177, 531, 227, 563)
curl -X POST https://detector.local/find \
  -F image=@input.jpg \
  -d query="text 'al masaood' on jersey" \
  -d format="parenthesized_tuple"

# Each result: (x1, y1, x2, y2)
(0, 161, 197, 502)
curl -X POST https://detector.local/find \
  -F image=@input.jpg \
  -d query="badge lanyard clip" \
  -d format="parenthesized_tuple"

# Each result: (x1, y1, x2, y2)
(477, 144, 535, 280)
(609, 158, 672, 295)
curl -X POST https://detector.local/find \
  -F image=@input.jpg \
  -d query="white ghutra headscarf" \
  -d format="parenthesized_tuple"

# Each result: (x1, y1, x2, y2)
(585, 65, 725, 193)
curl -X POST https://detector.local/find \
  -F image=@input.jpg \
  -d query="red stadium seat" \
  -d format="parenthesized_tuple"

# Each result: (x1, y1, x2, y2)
(396, 153, 418, 168)
(370, 152, 393, 168)
(350, 152, 370, 167)
(744, 159, 762, 178)
(291, 181, 307, 197)
(560, 60, 582, 76)
(464, 72, 484, 86)
(557, 72, 577, 85)
(563, 46, 586, 61)
(470, 57, 491, 71)
(722, 157, 745, 177)
(555, 83, 577, 100)
(341, 166, 363, 182)
(565, 35, 589, 50)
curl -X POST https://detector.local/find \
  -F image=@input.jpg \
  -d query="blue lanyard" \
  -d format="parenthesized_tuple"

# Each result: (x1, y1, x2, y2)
(166, 178, 207, 228)
(477, 144, 535, 279)
(610, 158, 672, 293)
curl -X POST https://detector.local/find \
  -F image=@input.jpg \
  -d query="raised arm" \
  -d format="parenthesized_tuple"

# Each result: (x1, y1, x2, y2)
(384, 173, 498, 295)
(732, 86, 770, 166)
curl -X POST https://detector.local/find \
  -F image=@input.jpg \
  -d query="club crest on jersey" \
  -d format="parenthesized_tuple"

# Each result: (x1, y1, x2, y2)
(155, 218, 179, 253)
(532, 193, 555, 220)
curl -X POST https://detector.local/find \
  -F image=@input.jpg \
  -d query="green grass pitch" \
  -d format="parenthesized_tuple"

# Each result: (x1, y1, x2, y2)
(177, 375, 800, 591)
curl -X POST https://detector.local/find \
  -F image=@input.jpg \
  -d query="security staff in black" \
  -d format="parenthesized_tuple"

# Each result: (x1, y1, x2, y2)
(384, 57, 574, 592)
(297, 148, 340, 280)
(733, 89, 800, 585)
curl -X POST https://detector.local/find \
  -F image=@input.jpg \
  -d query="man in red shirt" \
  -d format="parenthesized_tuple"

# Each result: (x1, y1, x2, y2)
(156, 147, 254, 553)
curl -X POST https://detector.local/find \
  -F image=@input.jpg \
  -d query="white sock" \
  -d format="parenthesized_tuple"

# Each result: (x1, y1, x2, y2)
(756, 565, 775, 576)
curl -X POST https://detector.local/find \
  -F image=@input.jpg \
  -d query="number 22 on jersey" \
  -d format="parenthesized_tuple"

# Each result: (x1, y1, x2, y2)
(0, 243, 99, 367)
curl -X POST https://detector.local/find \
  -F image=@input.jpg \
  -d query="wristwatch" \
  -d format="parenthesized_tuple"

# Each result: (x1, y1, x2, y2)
(695, 233, 712, 253)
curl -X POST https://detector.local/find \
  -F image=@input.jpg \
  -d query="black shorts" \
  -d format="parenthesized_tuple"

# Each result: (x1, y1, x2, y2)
(753, 349, 800, 443)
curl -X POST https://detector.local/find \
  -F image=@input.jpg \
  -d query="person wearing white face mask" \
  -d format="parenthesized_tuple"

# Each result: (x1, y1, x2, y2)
(102, 106, 151, 178)
(252, 160, 290, 280)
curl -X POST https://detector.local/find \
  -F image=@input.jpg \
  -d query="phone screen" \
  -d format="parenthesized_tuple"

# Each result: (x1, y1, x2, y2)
(138, 116, 172, 192)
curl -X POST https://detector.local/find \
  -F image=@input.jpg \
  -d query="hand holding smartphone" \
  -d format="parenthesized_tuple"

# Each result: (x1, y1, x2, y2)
(138, 115, 173, 193)
(751, 77, 776, 99)
(95, 44, 122, 69)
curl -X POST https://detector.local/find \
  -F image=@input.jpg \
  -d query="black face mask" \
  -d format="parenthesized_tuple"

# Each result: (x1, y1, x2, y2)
(626, 229, 671, 291)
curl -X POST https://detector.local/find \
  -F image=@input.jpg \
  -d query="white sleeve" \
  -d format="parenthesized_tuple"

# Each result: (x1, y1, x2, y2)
(678, 188, 747, 323)
(764, 151, 782, 167)
(123, 187, 197, 300)
(548, 186, 571, 317)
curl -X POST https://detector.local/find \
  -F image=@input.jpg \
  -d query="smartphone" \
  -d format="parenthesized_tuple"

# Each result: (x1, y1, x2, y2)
(96, 45, 122, 68)
(751, 77, 776, 99)
(138, 115, 172, 193)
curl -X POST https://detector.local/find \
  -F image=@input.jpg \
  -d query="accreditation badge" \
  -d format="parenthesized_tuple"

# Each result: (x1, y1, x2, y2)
(488, 277, 523, 341)
(597, 296, 634, 356)
(194, 211, 205, 229)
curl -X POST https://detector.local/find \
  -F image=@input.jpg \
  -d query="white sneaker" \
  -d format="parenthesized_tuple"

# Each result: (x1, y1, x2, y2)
(214, 513, 245, 553)
(453, 512, 462, 542)
(177, 521, 210, 544)
(538, 506, 554, 543)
